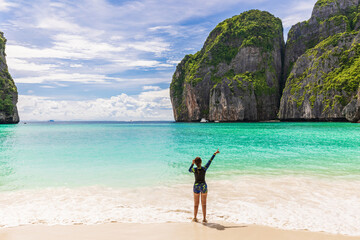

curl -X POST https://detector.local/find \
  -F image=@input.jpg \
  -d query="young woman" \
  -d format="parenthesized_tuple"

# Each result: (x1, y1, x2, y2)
(188, 149, 220, 223)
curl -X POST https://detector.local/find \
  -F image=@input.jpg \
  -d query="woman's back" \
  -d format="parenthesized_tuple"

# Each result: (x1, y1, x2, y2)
(193, 168, 206, 183)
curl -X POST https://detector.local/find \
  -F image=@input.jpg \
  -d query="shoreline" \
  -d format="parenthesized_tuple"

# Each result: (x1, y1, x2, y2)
(1, 176, 359, 235)
(1, 223, 359, 240)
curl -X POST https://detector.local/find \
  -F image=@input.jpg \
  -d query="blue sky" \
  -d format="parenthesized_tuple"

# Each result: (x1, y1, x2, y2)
(0, 0, 317, 121)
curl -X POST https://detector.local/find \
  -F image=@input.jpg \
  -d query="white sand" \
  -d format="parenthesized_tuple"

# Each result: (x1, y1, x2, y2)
(1, 222, 359, 240)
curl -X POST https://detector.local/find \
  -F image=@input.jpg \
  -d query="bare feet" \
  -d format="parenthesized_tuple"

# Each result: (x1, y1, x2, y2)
(202, 219, 207, 223)
(192, 218, 198, 222)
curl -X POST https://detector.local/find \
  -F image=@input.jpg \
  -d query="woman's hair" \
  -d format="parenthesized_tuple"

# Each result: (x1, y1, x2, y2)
(194, 157, 202, 169)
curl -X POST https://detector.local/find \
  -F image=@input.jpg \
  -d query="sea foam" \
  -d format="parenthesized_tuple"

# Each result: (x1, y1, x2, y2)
(0, 175, 359, 236)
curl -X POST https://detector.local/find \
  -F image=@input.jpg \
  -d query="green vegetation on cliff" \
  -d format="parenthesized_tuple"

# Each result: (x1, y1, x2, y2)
(0, 69, 17, 116)
(315, 0, 336, 8)
(210, 10, 282, 51)
(170, 10, 284, 121)
(286, 31, 360, 113)
(179, 10, 283, 87)
(0, 34, 6, 50)
(232, 71, 277, 96)
(285, 0, 360, 79)
(316, 1, 359, 32)
(280, 0, 360, 121)
(169, 56, 188, 117)
(0, 96, 14, 115)
(171, 0, 360, 122)
(0, 33, 17, 118)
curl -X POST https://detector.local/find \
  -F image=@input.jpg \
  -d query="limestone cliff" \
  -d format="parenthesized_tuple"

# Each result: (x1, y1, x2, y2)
(0, 32, 19, 124)
(279, 31, 360, 121)
(343, 86, 360, 122)
(171, 1, 360, 123)
(170, 10, 284, 122)
(283, 0, 360, 86)
(280, 0, 360, 122)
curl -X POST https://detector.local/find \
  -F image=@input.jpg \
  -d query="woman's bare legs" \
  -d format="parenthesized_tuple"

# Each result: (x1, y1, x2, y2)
(193, 193, 200, 221)
(201, 192, 207, 222)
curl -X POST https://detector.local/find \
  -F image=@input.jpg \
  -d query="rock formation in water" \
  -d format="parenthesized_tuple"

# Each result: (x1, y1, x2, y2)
(343, 86, 360, 122)
(279, 0, 360, 122)
(280, 31, 360, 121)
(170, 10, 284, 122)
(170, 1, 360, 123)
(0, 32, 19, 124)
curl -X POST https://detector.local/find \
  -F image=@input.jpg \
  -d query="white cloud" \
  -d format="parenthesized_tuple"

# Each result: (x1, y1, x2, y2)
(69, 64, 83, 68)
(280, 0, 317, 28)
(7, 58, 56, 72)
(148, 25, 180, 36)
(36, 17, 103, 36)
(127, 39, 170, 54)
(143, 86, 161, 91)
(107, 0, 267, 26)
(3, 1, 177, 89)
(6, 33, 171, 79)
(149, 26, 172, 31)
(18, 89, 173, 121)
(6, 34, 127, 60)
(14, 71, 171, 87)
(15, 73, 111, 84)
(113, 60, 168, 68)
(7, 44, 88, 60)
(167, 60, 180, 65)
(40, 85, 56, 89)
(0, 0, 17, 12)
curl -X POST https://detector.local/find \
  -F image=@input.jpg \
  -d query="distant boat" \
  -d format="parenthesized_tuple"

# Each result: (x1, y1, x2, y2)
(214, 121, 220, 123)
(200, 118, 208, 123)
(49, 120, 55, 122)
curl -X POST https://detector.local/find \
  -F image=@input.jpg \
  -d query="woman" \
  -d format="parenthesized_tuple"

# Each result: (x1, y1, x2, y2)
(189, 149, 220, 223)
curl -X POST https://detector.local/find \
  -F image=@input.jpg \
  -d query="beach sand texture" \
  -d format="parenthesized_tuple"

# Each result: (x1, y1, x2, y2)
(1, 223, 359, 240)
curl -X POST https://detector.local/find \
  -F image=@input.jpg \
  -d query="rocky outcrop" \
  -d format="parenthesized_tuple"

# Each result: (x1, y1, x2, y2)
(283, 0, 360, 87)
(280, 0, 360, 122)
(343, 87, 360, 122)
(170, 10, 284, 122)
(0, 32, 19, 124)
(171, 0, 360, 123)
(279, 31, 360, 121)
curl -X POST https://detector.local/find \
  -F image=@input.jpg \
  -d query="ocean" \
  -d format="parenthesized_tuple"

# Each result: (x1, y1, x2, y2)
(0, 122, 359, 235)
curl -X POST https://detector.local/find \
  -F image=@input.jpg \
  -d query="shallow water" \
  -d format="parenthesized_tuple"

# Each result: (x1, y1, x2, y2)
(0, 122, 359, 235)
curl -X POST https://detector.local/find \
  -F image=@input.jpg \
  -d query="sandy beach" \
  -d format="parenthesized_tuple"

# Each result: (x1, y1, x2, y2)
(1, 223, 359, 240)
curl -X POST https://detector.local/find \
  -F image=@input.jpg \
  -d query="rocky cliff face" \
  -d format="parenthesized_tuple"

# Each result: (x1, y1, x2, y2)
(0, 32, 19, 124)
(279, 31, 360, 121)
(170, 10, 284, 122)
(283, 0, 360, 87)
(171, 0, 360, 123)
(280, 0, 360, 122)
(343, 86, 360, 122)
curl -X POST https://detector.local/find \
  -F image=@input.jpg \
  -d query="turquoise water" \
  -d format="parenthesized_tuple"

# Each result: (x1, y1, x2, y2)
(1, 122, 360, 234)
(0, 122, 359, 191)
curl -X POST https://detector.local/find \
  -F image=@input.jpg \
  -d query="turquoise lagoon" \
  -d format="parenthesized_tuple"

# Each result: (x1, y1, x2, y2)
(0, 122, 359, 235)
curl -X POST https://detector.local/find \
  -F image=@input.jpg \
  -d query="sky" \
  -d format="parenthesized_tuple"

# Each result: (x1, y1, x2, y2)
(0, 0, 317, 121)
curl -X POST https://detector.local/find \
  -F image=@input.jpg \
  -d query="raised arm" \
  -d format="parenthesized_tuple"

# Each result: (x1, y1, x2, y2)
(189, 163, 195, 173)
(204, 149, 220, 171)
(189, 158, 196, 173)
